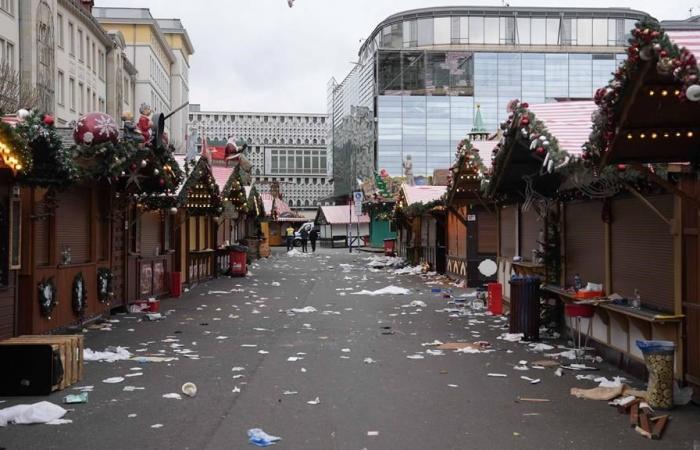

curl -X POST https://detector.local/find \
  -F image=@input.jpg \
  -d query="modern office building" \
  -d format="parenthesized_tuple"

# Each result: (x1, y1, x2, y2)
(188, 105, 333, 212)
(329, 6, 651, 186)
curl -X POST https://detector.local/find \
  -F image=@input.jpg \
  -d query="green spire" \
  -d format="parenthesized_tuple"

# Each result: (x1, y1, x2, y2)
(471, 104, 486, 133)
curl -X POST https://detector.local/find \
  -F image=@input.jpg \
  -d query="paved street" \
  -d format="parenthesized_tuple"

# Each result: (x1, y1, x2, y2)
(1, 248, 699, 449)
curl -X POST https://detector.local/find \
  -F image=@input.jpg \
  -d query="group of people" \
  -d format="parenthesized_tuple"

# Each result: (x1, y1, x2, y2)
(286, 225, 319, 253)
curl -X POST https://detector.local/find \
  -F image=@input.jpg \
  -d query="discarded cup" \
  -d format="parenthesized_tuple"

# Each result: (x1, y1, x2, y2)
(247, 428, 281, 447)
(63, 392, 88, 404)
(181, 382, 197, 397)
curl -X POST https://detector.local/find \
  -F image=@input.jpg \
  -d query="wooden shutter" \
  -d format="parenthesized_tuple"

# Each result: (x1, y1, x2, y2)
(564, 200, 605, 287)
(520, 206, 542, 259)
(499, 206, 516, 257)
(141, 211, 161, 257)
(477, 208, 497, 254)
(611, 195, 673, 312)
(56, 188, 90, 264)
(33, 189, 50, 266)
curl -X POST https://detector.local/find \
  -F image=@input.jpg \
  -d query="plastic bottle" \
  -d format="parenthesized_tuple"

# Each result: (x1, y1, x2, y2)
(574, 274, 582, 292)
(632, 288, 641, 309)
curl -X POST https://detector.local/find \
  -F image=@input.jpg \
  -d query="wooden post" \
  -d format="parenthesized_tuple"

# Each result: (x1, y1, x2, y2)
(604, 217, 612, 296)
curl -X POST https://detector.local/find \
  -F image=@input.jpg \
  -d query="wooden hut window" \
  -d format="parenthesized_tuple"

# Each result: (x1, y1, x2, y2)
(141, 211, 161, 257)
(520, 206, 543, 260)
(56, 188, 90, 264)
(499, 206, 516, 257)
(477, 209, 497, 254)
(611, 195, 673, 312)
(564, 200, 605, 288)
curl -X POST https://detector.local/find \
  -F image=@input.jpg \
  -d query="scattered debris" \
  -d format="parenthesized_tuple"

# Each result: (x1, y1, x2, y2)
(102, 377, 125, 384)
(406, 354, 425, 360)
(363, 358, 376, 364)
(162, 393, 182, 400)
(248, 428, 281, 447)
(521, 376, 541, 384)
(181, 382, 197, 397)
(288, 306, 317, 314)
(516, 397, 551, 403)
(84, 346, 132, 362)
(306, 397, 320, 405)
(62, 393, 88, 404)
(0, 402, 68, 426)
(488, 373, 508, 378)
(367, 431, 379, 436)
(351, 286, 410, 296)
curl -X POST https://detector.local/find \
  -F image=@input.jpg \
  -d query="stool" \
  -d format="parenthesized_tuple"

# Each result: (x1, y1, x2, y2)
(565, 303, 595, 362)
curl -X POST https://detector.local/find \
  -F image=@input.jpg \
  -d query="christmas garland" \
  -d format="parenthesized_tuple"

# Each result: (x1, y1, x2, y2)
(72, 272, 87, 315)
(14, 110, 79, 188)
(97, 268, 113, 304)
(37, 277, 58, 319)
(586, 17, 700, 165)
(446, 138, 488, 196)
(178, 157, 223, 216)
(363, 200, 395, 222)
(222, 170, 249, 216)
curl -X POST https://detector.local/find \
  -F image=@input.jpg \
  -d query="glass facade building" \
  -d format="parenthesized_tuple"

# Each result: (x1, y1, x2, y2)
(329, 7, 650, 182)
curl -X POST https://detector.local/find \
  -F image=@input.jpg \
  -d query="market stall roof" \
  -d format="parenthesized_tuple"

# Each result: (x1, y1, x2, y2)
(589, 21, 700, 167)
(316, 205, 370, 225)
(211, 165, 234, 192)
(400, 185, 447, 206)
(261, 192, 293, 216)
(528, 101, 597, 157)
(446, 139, 497, 204)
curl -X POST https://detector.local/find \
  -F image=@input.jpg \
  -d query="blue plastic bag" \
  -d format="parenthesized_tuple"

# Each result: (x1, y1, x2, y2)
(636, 340, 675, 355)
(247, 428, 281, 447)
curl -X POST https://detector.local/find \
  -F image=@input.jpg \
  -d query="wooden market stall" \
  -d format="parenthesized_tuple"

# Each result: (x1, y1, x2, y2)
(445, 138, 499, 285)
(261, 192, 306, 247)
(395, 184, 446, 268)
(0, 119, 23, 339)
(575, 20, 700, 385)
(315, 205, 370, 248)
(242, 185, 269, 259)
(174, 156, 222, 286)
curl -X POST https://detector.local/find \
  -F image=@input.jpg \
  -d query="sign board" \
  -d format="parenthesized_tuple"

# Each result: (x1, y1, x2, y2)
(467, 214, 477, 222)
(353, 191, 363, 217)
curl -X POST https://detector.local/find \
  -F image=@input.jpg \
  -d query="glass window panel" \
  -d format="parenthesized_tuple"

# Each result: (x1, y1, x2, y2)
(531, 18, 546, 45)
(280, 155, 286, 170)
(500, 17, 515, 44)
(378, 51, 402, 94)
(517, 18, 530, 45)
(592, 19, 607, 45)
(545, 54, 568, 99)
(607, 19, 617, 45)
(448, 51, 474, 96)
(312, 156, 319, 170)
(403, 20, 417, 47)
(577, 18, 593, 46)
(426, 52, 450, 94)
(569, 53, 592, 98)
(624, 19, 636, 41)
(546, 18, 560, 45)
(402, 51, 425, 94)
(296, 154, 303, 171)
(474, 53, 498, 131)
(451, 17, 460, 44)
(320, 156, 327, 171)
(484, 17, 499, 44)
(592, 54, 615, 93)
(382, 23, 402, 48)
(459, 17, 469, 44)
(434, 17, 450, 45)
(417, 18, 434, 46)
(521, 53, 545, 104)
(561, 18, 576, 45)
(469, 17, 484, 44)
(498, 53, 522, 124)
(287, 155, 294, 171)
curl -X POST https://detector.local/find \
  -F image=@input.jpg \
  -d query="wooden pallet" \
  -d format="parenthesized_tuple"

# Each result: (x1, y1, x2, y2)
(0, 335, 84, 390)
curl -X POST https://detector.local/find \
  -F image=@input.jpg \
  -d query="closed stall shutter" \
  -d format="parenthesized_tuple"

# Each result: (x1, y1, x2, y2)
(520, 207, 542, 259)
(56, 188, 90, 264)
(565, 201, 605, 287)
(477, 209, 497, 254)
(34, 190, 50, 266)
(141, 211, 161, 257)
(499, 206, 516, 257)
(612, 195, 673, 312)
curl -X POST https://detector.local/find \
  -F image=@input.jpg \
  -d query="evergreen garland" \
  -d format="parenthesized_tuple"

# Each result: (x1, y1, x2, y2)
(0, 119, 30, 172)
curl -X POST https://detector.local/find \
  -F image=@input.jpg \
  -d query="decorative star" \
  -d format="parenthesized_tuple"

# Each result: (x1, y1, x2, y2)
(126, 169, 145, 190)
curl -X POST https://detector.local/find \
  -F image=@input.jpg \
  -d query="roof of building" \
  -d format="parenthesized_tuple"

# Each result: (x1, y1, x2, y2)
(59, 0, 113, 47)
(210, 165, 234, 192)
(360, 6, 650, 55)
(93, 7, 176, 63)
(400, 185, 447, 206)
(260, 192, 294, 217)
(528, 101, 597, 157)
(317, 205, 370, 225)
(667, 30, 700, 57)
(471, 140, 500, 168)
(661, 16, 700, 31)
(156, 18, 195, 56)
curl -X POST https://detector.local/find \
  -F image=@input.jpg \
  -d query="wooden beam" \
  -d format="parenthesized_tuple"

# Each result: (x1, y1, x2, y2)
(621, 181, 672, 226)
(634, 164, 700, 211)
(447, 204, 468, 228)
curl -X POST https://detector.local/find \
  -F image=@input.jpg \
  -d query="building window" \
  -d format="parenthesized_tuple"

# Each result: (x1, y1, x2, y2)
(57, 13, 64, 49)
(68, 22, 74, 56)
(0, 0, 14, 15)
(92, 42, 96, 74)
(57, 70, 64, 105)
(77, 29, 83, 61)
(69, 77, 75, 110)
(78, 82, 84, 114)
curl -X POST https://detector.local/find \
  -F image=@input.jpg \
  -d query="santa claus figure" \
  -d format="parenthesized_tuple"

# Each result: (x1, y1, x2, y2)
(137, 103, 153, 144)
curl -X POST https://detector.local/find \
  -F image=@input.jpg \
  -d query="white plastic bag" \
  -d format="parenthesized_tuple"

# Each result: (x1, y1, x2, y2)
(0, 401, 67, 426)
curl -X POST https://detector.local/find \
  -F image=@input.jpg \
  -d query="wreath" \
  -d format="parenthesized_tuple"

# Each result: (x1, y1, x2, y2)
(37, 277, 58, 319)
(97, 268, 113, 304)
(72, 272, 87, 315)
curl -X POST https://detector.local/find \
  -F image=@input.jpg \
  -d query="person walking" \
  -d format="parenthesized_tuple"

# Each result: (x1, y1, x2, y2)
(300, 227, 309, 253)
(309, 228, 319, 253)
(286, 225, 295, 251)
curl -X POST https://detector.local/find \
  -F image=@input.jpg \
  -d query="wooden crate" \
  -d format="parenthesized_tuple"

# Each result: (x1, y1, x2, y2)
(0, 343, 63, 394)
(0, 335, 84, 390)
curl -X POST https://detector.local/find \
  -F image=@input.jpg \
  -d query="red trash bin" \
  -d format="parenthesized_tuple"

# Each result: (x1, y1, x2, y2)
(488, 282, 503, 315)
(170, 272, 182, 298)
(383, 238, 396, 256)
(230, 245, 248, 276)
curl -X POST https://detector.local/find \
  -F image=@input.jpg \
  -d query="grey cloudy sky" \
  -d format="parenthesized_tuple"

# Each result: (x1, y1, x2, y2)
(95, 0, 696, 114)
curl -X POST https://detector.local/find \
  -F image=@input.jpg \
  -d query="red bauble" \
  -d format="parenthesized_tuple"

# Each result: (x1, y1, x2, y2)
(130, 163, 137, 172)
(582, 151, 591, 160)
(73, 112, 119, 146)
(521, 102, 529, 108)
(617, 164, 626, 172)
(42, 115, 55, 126)
(535, 147, 546, 156)
(159, 178, 165, 187)
(520, 117, 530, 126)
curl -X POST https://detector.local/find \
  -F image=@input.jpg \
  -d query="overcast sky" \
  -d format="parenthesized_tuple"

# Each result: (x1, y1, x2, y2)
(95, 0, 696, 114)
